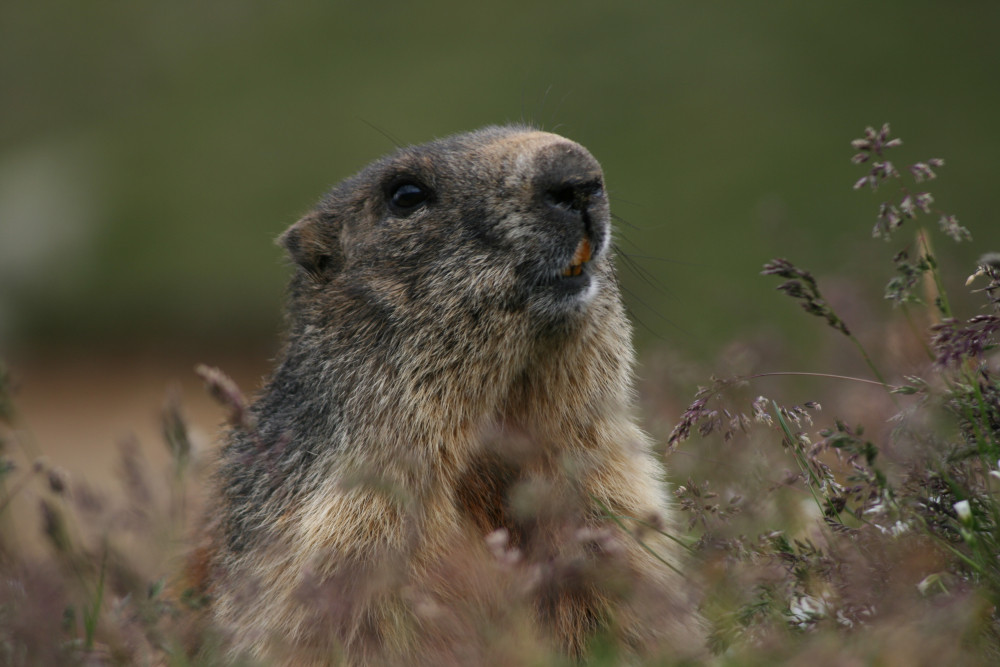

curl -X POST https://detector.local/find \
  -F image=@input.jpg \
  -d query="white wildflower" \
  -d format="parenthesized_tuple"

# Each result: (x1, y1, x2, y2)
(953, 499, 972, 524)
(788, 594, 828, 628)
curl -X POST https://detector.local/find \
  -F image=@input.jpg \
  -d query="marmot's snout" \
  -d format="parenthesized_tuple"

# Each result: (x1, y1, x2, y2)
(541, 178, 603, 279)
(525, 139, 610, 298)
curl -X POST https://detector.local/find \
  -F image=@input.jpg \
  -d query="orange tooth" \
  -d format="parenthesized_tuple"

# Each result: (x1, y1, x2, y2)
(561, 264, 584, 278)
(571, 238, 592, 266)
(561, 239, 592, 277)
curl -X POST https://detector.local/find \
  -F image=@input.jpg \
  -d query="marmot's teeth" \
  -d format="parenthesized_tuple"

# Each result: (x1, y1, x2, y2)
(561, 238, 592, 277)
(574, 237, 593, 265)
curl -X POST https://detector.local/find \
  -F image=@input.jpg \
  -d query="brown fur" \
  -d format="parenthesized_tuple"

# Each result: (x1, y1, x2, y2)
(197, 126, 702, 664)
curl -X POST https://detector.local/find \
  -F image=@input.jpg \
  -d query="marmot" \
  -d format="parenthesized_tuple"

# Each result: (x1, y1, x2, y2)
(195, 126, 701, 664)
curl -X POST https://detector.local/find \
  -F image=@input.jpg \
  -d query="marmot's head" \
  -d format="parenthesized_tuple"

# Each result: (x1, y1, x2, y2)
(280, 126, 616, 334)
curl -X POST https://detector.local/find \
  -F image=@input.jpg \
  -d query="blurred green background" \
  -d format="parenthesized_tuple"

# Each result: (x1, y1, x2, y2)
(2, 0, 999, 362)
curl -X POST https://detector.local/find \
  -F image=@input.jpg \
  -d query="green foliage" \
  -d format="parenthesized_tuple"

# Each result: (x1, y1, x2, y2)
(669, 123, 1000, 663)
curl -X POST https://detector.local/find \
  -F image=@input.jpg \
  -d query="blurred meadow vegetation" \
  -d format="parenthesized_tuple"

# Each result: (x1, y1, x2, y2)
(3, 1, 1000, 665)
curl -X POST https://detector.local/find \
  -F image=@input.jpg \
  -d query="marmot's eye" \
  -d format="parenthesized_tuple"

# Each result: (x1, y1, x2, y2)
(389, 182, 430, 214)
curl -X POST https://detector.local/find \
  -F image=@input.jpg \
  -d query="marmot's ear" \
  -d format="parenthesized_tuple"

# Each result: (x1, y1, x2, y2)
(278, 210, 342, 278)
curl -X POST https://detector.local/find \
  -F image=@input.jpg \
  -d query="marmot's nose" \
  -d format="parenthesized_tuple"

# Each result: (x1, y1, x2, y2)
(542, 178, 604, 216)
(533, 142, 606, 222)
